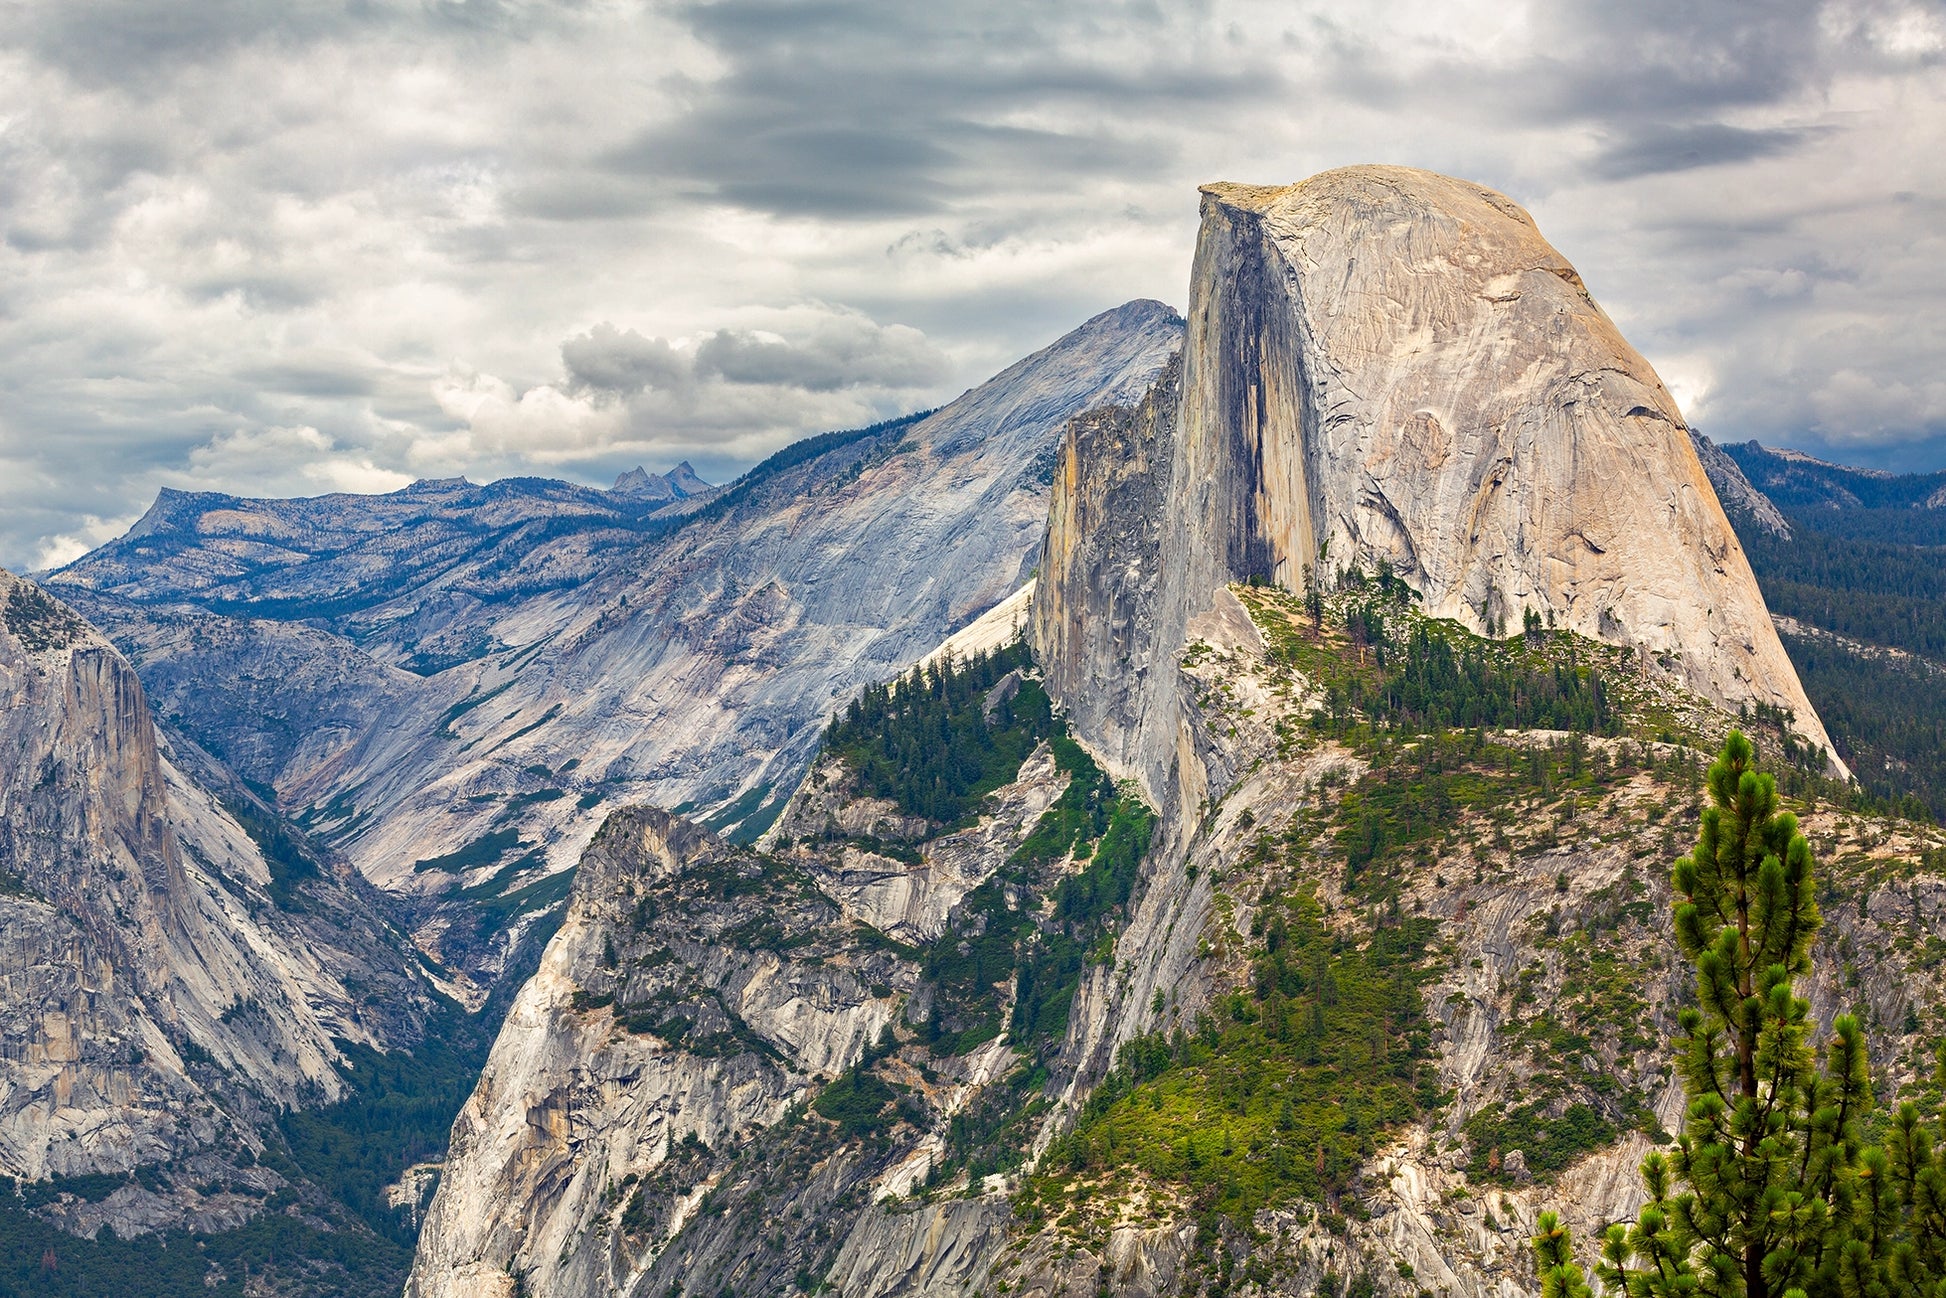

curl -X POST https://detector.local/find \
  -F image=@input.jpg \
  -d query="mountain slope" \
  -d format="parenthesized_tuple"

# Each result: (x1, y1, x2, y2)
(1689, 438, 1946, 817)
(400, 169, 1942, 1298)
(300, 298, 1181, 899)
(0, 571, 437, 1212)
(403, 592, 1946, 1298)
(1689, 431, 1790, 539)
(50, 302, 1184, 989)
(1720, 440, 1946, 517)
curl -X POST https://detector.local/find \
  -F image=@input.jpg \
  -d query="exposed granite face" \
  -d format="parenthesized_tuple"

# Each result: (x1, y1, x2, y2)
(1029, 354, 1180, 780)
(0, 571, 431, 1198)
(407, 702, 1102, 1298)
(406, 576, 1946, 1298)
(1051, 167, 1834, 799)
(406, 171, 1884, 1298)
(770, 745, 1070, 944)
(315, 299, 1182, 898)
(404, 807, 920, 1298)
(50, 475, 682, 644)
(998, 589, 1945, 1298)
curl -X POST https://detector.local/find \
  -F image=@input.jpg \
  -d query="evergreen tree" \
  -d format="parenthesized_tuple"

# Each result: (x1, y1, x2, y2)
(1532, 731, 1946, 1298)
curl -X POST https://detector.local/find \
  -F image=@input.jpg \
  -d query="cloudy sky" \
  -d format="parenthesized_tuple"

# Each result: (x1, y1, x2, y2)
(3, 0, 1944, 571)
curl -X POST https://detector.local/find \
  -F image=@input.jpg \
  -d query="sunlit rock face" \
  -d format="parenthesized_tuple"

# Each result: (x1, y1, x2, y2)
(1037, 165, 1835, 794)
(0, 571, 430, 1197)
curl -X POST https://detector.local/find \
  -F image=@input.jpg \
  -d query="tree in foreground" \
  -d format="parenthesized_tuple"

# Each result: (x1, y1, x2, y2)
(1532, 730, 1946, 1298)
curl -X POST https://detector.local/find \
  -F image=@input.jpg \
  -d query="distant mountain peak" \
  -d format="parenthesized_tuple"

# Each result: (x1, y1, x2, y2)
(611, 462, 712, 501)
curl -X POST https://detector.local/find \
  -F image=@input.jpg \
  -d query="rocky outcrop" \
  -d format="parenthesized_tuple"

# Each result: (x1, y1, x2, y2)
(1030, 354, 1181, 776)
(769, 743, 1070, 943)
(1037, 167, 1835, 796)
(0, 571, 432, 1196)
(999, 585, 1946, 1298)
(611, 462, 713, 503)
(409, 171, 1934, 1298)
(1690, 432, 1790, 539)
(405, 807, 913, 1297)
(408, 678, 1106, 1296)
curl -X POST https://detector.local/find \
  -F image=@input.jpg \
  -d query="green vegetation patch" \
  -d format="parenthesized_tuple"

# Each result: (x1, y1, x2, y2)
(3, 582, 86, 653)
(805, 669, 1158, 1186)
(220, 796, 321, 909)
(1238, 573, 1620, 742)
(920, 735, 1153, 1062)
(467, 865, 575, 937)
(412, 827, 524, 873)
(276, 1002, 499, 1246)
(822, 639, 1052, 826)
(0, 1191, 409, 1298)
(1026, 887, 1438, 1226)
(1741, 520, 1946, 661)
(434, 680, 514, 737)
(701, 781, 773, 841)
(1777, 631, 1946, 821)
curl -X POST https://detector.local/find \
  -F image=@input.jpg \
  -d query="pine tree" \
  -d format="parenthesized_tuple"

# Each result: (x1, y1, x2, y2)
(1532, 730, 1946, 1298)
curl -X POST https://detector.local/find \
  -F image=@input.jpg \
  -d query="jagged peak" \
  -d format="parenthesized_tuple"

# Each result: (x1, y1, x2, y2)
(611, 462, 712, 500)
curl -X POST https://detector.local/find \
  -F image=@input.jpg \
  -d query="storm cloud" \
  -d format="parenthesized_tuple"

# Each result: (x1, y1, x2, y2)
(2, 0, 1944, 569)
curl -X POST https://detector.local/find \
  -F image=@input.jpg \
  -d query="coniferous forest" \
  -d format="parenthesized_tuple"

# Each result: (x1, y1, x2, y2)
(1718, 450, 1946, 820)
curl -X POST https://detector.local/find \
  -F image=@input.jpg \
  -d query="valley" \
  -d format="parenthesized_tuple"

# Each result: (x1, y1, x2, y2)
(4, 165, 1946, 1298)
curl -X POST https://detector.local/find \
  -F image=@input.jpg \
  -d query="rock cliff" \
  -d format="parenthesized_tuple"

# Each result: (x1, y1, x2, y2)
(407, 576, 1946, 1298)
(405, 633, 1143, 1296)
(996, 583, 1941, 1298)
(1039, 167, 1834, 798)
(403, 779, 1044, 1297)
(0, 570, 432, 1197)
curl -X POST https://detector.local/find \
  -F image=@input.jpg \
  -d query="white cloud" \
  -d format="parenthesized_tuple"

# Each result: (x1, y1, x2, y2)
(432, 367, 628, 463)
(173, 425, 418, 498)
(32, 512, 138, 571)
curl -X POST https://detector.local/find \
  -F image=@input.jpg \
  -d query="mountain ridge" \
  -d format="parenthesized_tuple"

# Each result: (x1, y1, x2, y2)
(47, 300, 1185, 991)
(0, 568, 437, 1202)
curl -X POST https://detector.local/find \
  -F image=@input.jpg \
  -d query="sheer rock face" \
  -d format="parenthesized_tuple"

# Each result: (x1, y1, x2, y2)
(769, 744, 1070, 944)
(0, 571, 428, 1189)
(1039, 166, 1833, 792)
(1030, 354, 1180, 777)
(406, 707, 1087, 1297)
